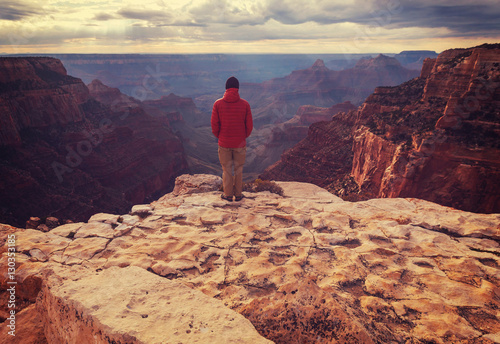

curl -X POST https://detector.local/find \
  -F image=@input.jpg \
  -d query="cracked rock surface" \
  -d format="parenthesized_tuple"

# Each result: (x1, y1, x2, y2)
(1, 174, 500, 343)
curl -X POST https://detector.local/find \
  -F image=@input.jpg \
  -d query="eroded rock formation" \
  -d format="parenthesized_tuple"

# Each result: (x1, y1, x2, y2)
(246, 101, 358, 174)
(0, 57, 188, 227)
(1, 174, 499, 343)
(260, 110, 358, 192)
(262, 44, 500, 213)
(245, 54, 419, 128)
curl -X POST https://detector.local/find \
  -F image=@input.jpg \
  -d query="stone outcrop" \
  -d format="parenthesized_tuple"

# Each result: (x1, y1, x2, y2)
(1, 174, 499, 343)
(37, 265, 271, 343)
(172, 173, 222, 196)
(0, 57, 188, 227)
(262, 44, 500, 214)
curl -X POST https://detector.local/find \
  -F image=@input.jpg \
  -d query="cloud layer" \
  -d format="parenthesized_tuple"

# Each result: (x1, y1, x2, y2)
(0, 0, 45, 21)
(1, 0, 499, 53)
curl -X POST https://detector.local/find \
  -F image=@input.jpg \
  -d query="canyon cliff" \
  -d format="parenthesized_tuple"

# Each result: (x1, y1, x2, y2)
(244, 55, 419, 128)
(0, 57, 188, 227)
(261, 44, 500, 214)
(241, 55, 417, 174)
(1, 174, 499, 343)
(246, 101, 358, 175)
(45, 53, 421, 180)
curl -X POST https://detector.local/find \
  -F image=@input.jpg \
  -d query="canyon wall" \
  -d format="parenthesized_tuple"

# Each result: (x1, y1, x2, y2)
(245, 55, 419, 128)
(246, 101, 358, 175)
(0, 57, 188, 227)
(45, 53, 422, 180)
(262, 44, 500, 213)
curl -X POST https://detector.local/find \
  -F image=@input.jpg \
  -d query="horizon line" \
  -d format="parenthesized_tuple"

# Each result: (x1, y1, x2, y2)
(0, 50, 441, 56)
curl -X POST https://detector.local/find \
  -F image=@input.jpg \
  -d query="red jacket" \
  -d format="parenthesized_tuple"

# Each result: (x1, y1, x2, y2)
(211, 88, 253, 148)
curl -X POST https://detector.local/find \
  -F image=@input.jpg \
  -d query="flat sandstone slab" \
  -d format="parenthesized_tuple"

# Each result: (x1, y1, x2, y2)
(5, 174, 500, 343)
(38, 265, 273, 344)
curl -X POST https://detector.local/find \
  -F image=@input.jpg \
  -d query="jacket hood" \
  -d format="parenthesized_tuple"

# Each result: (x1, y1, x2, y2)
(223, 88, 240, 103)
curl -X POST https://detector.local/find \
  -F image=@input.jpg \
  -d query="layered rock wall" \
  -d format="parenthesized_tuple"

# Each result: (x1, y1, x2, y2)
(0, 57, 88, 146)
(352, 44, 500, 213)
(0, 57, 188, 227)
(263, 44, 500, 213)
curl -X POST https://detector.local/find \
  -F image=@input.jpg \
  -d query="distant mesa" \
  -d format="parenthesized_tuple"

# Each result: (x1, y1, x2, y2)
(394, 50, 439, 69)
(246, 54, 419, 129)
(354, 54, 403, 69)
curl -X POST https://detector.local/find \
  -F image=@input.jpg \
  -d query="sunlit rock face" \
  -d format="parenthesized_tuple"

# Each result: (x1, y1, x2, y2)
(0, 57, 188, 227)
(1, 174, 499, 343)
(262, 44, 500, 214)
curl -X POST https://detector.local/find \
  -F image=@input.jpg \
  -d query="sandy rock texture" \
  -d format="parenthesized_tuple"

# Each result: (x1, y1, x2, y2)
(1, 174, 499, 343)
(37, 265, 271, 344)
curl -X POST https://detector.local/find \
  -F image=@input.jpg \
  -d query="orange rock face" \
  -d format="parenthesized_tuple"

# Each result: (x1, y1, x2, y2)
(263, 44, 500, 213)
(353, 44, 500, 213)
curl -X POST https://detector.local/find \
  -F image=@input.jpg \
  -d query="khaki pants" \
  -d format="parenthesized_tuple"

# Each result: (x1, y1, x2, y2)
(218, 146, 246, 197)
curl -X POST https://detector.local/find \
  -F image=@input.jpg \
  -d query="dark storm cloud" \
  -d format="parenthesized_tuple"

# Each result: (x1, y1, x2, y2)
(0, 1, 44, 21)
(384, 3, 500, 36)
(117, 8, 172, 22)
(93, 13, 116, 21)
(260, 0, 500, 37)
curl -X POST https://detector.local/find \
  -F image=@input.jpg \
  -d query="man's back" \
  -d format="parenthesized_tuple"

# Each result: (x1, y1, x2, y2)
(211, 87, 252, 148)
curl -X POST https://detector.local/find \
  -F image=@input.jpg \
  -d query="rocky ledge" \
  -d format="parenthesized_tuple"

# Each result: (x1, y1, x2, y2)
(1, 174, 499, 343)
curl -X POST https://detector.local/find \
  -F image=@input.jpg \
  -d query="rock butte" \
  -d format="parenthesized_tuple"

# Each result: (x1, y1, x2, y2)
(1, 174, 499, 343)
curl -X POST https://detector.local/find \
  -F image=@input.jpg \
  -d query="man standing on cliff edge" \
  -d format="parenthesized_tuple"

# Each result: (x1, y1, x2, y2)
(211, 76, 253, 202)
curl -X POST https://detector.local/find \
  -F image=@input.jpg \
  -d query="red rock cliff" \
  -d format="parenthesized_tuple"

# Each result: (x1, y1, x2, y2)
(0, 57, 188, 227)
(0, 57, 88, 146)
(262, 44, 500, 213)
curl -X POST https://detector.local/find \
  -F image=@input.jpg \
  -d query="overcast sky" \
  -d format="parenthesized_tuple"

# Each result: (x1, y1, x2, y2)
(1, 0, 499, 54)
